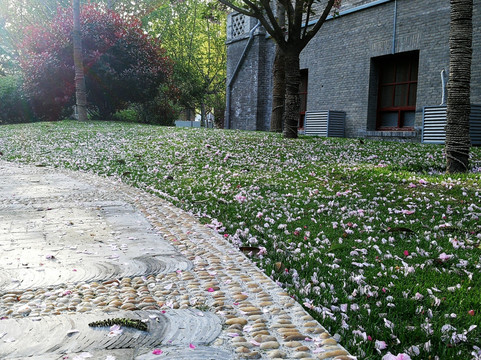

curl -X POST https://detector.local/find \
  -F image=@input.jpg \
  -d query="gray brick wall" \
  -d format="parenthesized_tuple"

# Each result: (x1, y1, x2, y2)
(225, 0, 481, 139)
(225, 14, 275, 131)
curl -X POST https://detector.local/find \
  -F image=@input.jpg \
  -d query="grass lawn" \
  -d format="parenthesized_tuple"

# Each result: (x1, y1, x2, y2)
(0, 120, 480, 359)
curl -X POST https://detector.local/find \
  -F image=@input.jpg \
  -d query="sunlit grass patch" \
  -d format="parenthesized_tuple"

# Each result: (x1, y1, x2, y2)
(0, 120, 480, 360)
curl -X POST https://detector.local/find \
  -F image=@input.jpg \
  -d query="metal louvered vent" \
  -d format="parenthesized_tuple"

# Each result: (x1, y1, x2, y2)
(422, 105, 481, 145)
(304, 110, 345, 137)
(471, 105, 481, 145)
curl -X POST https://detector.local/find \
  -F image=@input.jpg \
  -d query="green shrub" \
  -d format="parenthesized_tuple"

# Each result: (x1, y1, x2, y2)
(112, 108, 141, 123)
(137, 85, 181, 126)
(0, 75, 34, 124)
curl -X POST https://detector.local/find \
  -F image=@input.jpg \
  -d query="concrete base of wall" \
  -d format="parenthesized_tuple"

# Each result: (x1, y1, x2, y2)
(358, 129, 421, 142)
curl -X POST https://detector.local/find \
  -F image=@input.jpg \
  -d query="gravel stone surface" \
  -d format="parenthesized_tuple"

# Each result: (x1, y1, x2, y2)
(0, 160, 354, 360)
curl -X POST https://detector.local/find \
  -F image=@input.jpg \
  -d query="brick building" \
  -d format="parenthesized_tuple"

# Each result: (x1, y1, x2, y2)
(225, 0, 481, 141)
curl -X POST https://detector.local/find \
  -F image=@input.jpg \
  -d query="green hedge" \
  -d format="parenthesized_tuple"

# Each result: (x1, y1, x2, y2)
(0, 75, 35, 124)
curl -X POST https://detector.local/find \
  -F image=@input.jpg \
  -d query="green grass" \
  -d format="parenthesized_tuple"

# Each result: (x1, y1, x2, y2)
(1, 120, 480, 359)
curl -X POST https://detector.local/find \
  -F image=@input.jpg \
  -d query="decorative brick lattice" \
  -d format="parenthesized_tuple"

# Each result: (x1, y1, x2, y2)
(231, 14, 246, 37)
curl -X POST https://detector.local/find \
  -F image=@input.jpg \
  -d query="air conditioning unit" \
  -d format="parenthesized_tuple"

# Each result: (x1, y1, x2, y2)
(422, 105, 481, 145)
(304, 110, 346, 137)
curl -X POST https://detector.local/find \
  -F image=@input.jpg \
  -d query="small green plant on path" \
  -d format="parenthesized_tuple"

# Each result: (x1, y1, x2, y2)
(0, 121, 480, 360)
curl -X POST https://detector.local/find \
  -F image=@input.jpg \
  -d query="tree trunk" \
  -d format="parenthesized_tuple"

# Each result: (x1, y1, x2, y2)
(270, 46, 285, 133)
(200, 102, 206, 127)
(283, 51, 300, 139)
(270, 3, 285, 133)
(73, 0, 88, 121)
(446, 0, 473, 173)
(214, 106, 224, 128)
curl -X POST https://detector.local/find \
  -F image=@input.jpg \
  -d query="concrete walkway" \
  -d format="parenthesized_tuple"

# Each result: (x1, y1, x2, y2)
(0, 160, 354, 360)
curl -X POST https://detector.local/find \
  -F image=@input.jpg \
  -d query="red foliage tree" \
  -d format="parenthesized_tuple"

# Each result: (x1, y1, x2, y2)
(20, 4, 173, 121)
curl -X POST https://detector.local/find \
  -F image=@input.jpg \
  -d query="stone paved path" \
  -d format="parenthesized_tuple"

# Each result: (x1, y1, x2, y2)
(0, 160, 354, 360)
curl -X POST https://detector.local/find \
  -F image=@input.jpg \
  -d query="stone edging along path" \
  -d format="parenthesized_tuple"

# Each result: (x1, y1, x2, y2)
(0, 160, 354, 360)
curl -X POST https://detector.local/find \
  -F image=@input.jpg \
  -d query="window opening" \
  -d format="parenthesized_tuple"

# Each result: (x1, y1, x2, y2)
(377, 52, 419, 130)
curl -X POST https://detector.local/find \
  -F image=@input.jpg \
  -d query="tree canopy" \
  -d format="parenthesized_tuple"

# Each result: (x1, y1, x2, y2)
(1, 0, 227, 124)
(146, 0, 227, 124)
(19, 3, 173, 121)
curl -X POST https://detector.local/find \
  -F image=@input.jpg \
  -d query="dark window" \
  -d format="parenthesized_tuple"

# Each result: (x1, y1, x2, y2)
(377, 52, 419, 130)
(299, 69, 308, 129)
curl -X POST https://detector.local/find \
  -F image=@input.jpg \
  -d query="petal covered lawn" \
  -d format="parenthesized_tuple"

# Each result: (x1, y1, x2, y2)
(0, 121, 480, 359)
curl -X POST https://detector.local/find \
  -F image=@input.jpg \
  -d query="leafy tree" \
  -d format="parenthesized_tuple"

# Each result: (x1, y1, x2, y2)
(19, 4, 173, 121)
(0, 0, 159, 74)
(0, 0, 72, 72)
(446, 0, 473, 173)
(147, 0, 227, 125)
(93, 0, 164, 18)
(0, 75, 34, 123)
(219, 0, 341, 138)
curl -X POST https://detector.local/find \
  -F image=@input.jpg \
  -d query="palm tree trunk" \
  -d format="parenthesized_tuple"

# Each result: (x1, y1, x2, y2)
(73, 0, 88, 121)
(446, 0, 473, 173)
(283, 51, 300, 139)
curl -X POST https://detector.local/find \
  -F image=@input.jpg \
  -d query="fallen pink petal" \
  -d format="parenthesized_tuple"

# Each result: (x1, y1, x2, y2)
(108, 324, 123, 337)
(1, 103, 480, 360)
(439, 252, 453, 261)
(375, 340, 388, 350)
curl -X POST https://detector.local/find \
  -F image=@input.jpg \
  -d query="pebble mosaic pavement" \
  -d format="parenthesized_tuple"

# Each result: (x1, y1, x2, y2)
(0, 160, 354, 360)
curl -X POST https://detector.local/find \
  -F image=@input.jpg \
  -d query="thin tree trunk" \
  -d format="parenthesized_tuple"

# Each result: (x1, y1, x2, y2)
(73, 0, 88, 121)
(200, 102, 206, 127)
(214, 106, 224, 128)
(446, 0, 473, 173)
(270, 46, 285, 133)
(283, 51, 300, 139)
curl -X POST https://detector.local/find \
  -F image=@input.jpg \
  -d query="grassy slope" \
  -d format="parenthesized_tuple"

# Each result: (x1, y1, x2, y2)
(0, 120, 480, 359)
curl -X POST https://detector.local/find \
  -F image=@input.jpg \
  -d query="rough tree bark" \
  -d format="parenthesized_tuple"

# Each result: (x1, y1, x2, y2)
(283, 51, 300, 138)
(270, 47, 286, 133)
(445, 0, 473, 173)
(219, 0, 338, 138)
(73, 0, 88, 121)
(270, 4, 285, 133)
